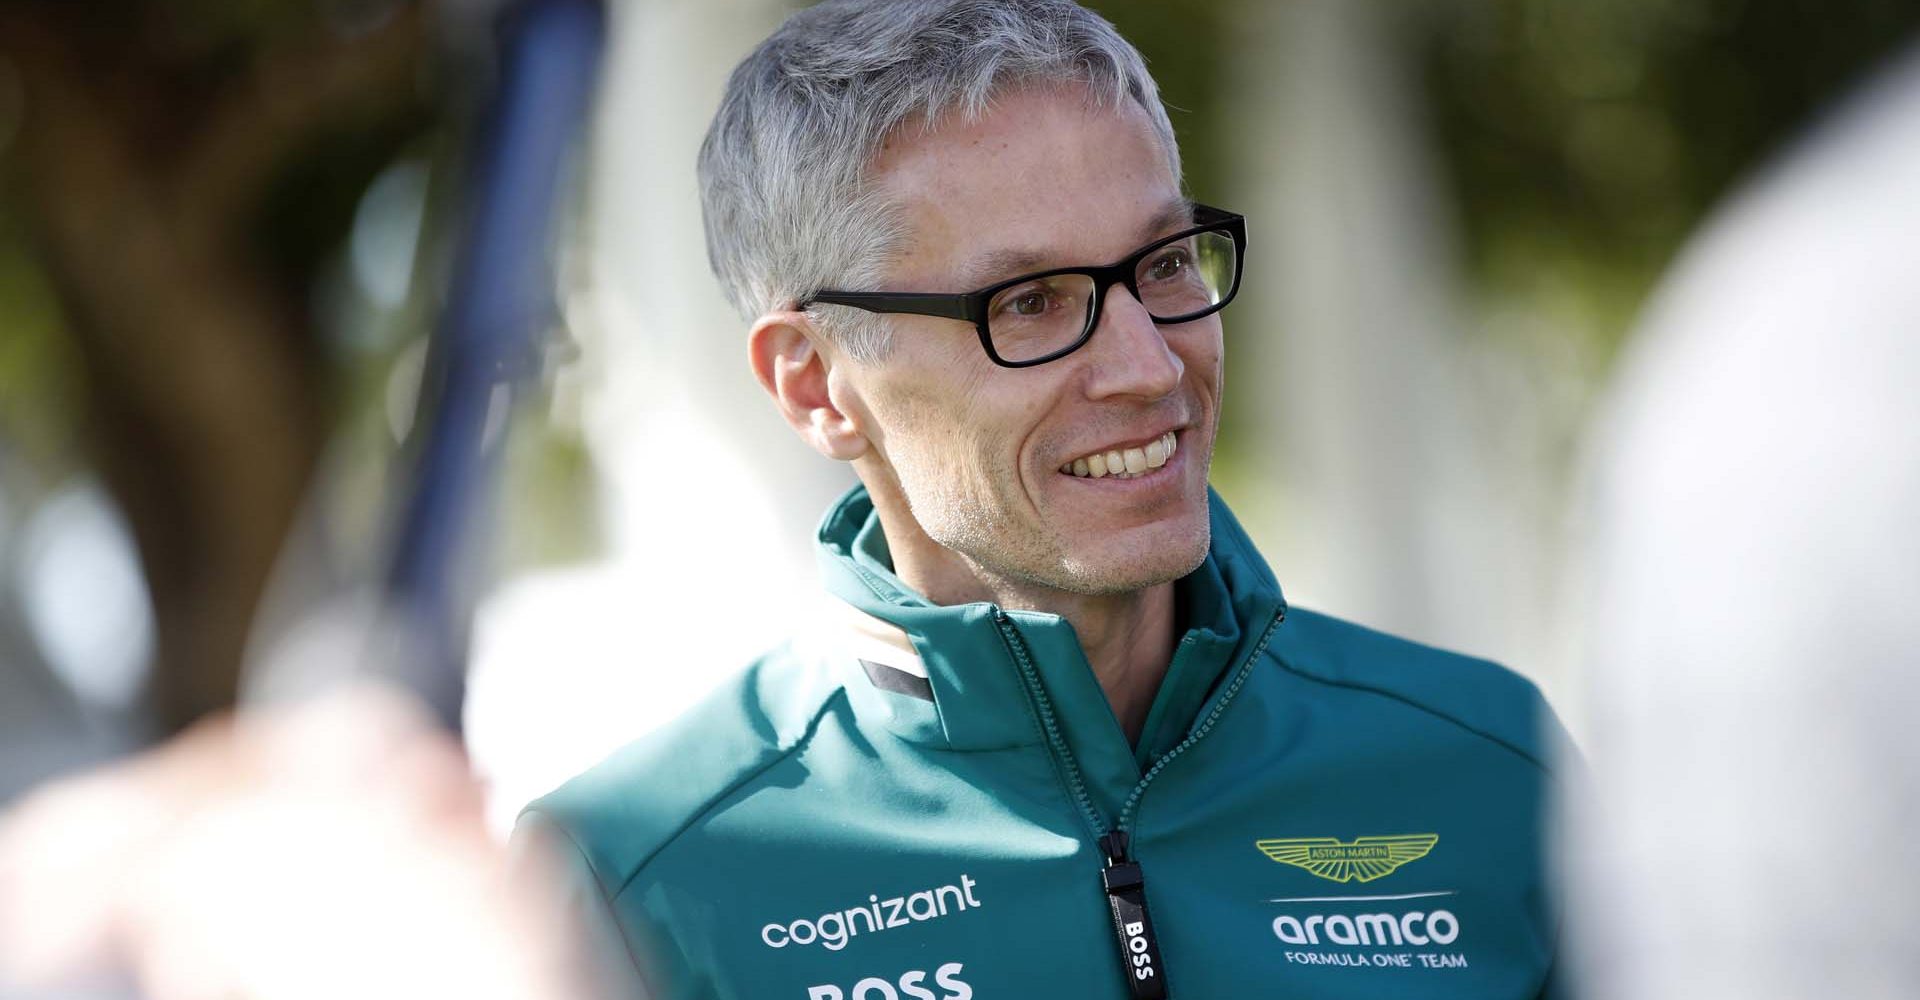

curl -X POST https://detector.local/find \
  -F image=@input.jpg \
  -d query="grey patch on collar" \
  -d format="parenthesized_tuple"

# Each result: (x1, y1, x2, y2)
(860, 658, 935, 702)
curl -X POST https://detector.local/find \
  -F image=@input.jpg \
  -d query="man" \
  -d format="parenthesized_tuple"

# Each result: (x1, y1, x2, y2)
(516, 1, 1571, 997)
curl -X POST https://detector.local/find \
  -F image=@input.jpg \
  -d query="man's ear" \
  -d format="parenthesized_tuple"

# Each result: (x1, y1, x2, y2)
(749, 311, 869, 462)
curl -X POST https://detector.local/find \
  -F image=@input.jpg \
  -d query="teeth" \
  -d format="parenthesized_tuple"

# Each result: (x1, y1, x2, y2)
(1062, 431, 1178, 479)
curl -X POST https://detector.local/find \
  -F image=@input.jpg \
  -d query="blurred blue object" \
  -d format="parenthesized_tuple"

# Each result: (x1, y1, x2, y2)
(383, 0, 606, 733)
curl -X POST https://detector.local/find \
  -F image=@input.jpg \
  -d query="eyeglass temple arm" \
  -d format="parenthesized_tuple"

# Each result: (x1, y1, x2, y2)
(1191, 203, 1237, 226)
(804, 290, 976, 323)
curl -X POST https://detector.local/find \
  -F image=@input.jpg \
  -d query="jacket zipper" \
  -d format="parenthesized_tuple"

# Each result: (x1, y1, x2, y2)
(992, 604, 1287, 999)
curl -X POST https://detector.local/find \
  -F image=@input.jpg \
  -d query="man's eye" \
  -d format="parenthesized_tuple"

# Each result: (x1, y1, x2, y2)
(990, 276, 1086, 327)
(1145, 249, 1190, 282)
(995, 285, 1055, 318)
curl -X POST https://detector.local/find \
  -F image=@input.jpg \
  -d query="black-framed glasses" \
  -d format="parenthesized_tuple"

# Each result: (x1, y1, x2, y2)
(801, 203, 1247, 368)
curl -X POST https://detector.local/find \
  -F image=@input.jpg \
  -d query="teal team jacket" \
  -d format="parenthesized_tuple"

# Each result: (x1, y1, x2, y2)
(515, 487, 1571, 999)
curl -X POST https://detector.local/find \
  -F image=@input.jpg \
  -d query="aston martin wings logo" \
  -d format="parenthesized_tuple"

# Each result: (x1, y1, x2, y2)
(1255, 834, 1439, 883)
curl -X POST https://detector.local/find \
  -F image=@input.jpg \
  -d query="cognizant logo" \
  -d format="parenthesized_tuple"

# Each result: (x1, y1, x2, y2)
(762, 876, 982, 952)
(1271, 909, 1460, 947)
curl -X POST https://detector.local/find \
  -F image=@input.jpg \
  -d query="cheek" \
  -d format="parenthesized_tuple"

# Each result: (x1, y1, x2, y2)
(871, 372, 1047, 493)
(866, 374, 988, 474)
(1176, 323, 1225, 393)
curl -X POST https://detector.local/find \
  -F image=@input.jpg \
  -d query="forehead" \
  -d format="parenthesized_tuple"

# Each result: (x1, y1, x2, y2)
(868, 85, 1184, 291)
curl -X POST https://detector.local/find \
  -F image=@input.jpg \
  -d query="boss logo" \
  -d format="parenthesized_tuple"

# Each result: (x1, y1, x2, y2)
(1122, 921, 1156, 982)
(805, 961, 972, 1000)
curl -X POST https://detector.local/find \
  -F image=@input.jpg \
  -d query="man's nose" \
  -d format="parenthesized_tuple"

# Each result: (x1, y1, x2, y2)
(1083, 282, 1183, 400)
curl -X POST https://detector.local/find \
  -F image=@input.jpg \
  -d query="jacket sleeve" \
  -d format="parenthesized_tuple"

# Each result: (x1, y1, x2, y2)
(508, 810, 658, 1000)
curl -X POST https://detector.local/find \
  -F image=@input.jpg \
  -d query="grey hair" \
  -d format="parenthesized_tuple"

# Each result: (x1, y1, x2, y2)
(697, 0, 1182, 361)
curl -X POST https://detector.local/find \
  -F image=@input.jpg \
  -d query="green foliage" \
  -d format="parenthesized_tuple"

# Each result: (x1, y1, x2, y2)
(500, 393, 603, 571)
(1089, 0, 1230, 201)
(1422, 0, 1920, 356)
(0, 206, 80, 478)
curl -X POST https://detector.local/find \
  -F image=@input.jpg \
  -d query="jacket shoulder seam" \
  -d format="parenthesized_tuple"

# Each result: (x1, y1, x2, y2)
(608, 687, 846, 901)
(1275, 655, 1555, 777)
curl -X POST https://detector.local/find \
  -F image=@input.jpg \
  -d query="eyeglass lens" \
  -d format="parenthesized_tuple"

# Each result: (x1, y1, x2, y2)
(983, 229, 1238, 363)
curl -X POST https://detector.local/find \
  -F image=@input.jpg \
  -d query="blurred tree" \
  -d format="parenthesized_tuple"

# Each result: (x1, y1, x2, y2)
(1423, 0, 1920, 356)
(1087, 1, 1226, 205)
(0, 0, 436, 734)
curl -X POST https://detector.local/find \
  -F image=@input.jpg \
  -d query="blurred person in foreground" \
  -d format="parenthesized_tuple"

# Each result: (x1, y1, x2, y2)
(512, 1, 1574, 997)
(0, 684, 580, 1000)
(1575, 41, 1920, 1000)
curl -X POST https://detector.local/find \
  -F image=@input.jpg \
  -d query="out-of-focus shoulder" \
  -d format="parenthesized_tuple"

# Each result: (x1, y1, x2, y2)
(516, 644, 845, 895)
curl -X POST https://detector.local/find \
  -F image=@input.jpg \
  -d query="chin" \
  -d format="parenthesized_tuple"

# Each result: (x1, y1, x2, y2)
(1049, 516, 1212, 597)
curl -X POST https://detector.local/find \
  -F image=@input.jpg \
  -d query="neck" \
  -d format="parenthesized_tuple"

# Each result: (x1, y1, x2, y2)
(861, 479, 1177, 743)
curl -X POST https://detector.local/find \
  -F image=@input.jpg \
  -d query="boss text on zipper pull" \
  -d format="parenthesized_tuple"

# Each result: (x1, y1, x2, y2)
(1099, 830, 1168, 999)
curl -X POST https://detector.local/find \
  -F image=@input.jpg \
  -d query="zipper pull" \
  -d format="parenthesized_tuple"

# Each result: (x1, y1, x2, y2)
(1098, 830, 1169, 999)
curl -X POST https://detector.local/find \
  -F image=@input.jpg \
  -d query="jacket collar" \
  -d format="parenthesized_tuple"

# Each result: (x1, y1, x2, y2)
(812, 485, 1286, 820)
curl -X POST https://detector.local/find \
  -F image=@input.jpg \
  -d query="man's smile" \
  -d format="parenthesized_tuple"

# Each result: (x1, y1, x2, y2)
(1057, 429, 1181, 480)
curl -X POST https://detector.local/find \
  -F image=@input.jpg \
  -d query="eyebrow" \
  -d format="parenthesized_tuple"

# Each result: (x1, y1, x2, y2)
(953, 197, 1196, 288)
